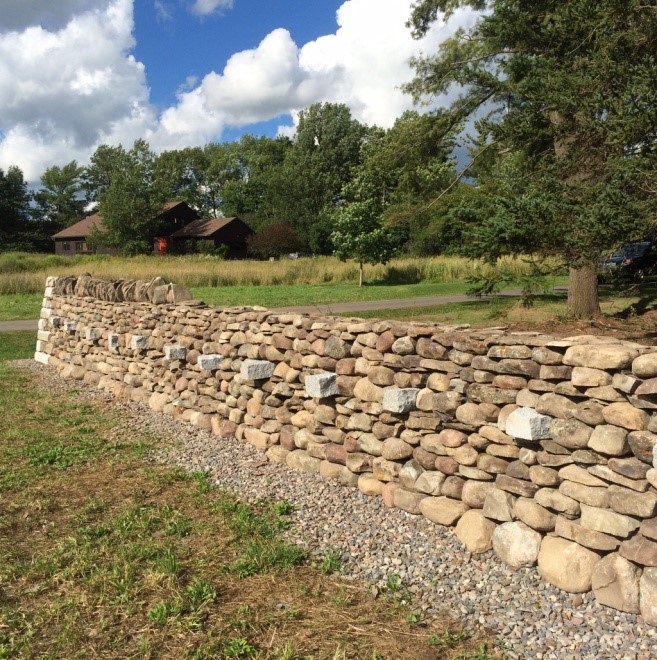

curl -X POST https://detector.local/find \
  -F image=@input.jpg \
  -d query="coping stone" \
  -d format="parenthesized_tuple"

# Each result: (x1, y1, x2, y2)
(85, 328, 101, 341)
(241, 359, 275, 380)
(164, 344, 187, 361)
(130, 335, 148, 351)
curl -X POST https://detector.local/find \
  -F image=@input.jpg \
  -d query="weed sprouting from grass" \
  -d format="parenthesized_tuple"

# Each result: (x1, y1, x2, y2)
(275, 641, 298, 660)
(318, 549, 342, 575)
(271, 500, 295, 517)
(222, 636, 256, 659)
(147, 600, 181, 627)
(184, 579, 217, 610)
(427, 628, 468, 649)
(231, 539, 307, 579)
(214, 496, 306, 577)
(153, 547, 182, 577)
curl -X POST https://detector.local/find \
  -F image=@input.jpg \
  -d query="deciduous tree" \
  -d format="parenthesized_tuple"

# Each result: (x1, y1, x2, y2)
(96, 140, 166, 254)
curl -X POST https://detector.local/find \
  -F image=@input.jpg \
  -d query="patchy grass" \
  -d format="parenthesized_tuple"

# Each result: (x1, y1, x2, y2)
(336, 288, 657, 327)
(0, 330, 35, 361)
(194, 281, 471, 309)
(0, 294, 43, 321)
(0, 333, 494, 659)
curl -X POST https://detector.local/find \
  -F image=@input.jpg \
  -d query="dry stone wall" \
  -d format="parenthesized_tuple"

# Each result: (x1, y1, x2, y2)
(34, 275, 657, 624)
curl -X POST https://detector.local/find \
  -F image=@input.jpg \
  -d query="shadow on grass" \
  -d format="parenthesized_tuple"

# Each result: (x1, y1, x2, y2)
(600, 282, 657, 320)
(370, 264, 422, 286)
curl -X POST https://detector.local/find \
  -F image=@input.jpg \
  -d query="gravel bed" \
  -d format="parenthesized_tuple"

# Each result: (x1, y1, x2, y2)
(16, 359, 657, 659)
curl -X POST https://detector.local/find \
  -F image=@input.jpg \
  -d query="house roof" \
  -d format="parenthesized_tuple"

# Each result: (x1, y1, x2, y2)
(169, 217, 238, 239)
(52, 213, 103, 239)
(52, 201, 194, 240)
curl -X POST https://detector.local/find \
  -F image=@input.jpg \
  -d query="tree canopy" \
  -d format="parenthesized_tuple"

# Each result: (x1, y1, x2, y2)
(406, 0, 657, 317)
(32, 161, 86, 233)
(95, 140, 167, 255)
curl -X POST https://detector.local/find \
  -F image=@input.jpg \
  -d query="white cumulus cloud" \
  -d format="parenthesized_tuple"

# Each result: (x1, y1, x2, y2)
(0, 0, 155, 180)
(0, 0, 478, 182)
(166, 0, 478, 136)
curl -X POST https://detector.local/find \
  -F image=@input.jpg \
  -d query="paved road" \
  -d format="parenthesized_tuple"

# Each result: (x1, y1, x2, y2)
(0, 289, 545, 333)
(0, 319, 39, 332)
(270, 291, 523, 315)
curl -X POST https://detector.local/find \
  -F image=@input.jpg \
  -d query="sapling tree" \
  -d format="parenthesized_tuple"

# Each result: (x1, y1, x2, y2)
(332, 173, 404, 287)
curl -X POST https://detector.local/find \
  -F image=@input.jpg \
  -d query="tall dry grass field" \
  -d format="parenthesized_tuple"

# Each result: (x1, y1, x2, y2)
(0, 251, 556, 295)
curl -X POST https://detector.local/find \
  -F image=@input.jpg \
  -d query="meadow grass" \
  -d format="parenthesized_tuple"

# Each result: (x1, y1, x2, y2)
(0, 251, 561, 293)
(0, 331, 493, 659)
(0, 250, 567, 320)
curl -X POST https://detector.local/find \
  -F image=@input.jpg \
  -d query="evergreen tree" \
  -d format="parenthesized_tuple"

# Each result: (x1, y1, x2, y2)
(32, 161, 86, 233)
(406, 0, 657, 317)
(0, 166, 32, 251)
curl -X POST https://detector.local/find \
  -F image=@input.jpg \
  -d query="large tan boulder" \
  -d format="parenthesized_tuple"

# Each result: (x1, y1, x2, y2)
(455, 510, 497, 553)
(393, 487, 427, 515)
(285, 449, 321, 473)
(358, 474, 385, 496)
(563, 345, 638, 370)
(419, 496, 469, 526)
(640, 567, 657, 625)
(538, 537, 600, 593)
(319, 461, 359, 487)
(514, 497, 556, 532)
(602, 402, 648, 431)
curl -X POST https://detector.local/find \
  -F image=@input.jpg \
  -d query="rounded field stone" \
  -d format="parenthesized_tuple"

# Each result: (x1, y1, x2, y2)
(538, 537, 600, 593)
(492, 521, 541, 569)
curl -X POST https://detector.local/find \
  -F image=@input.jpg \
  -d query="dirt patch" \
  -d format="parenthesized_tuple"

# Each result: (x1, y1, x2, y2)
(502, 309, 657, 345)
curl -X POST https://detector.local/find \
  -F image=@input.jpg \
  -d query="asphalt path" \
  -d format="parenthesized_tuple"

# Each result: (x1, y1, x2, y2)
(0, 289, 546, 333)
(269, 289, 527, 316)
(0, 319, 39, 332)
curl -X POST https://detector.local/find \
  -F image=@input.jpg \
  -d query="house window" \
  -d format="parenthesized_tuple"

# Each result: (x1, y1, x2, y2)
(63, 242, 70, 251)
(75, 241, 85, 252)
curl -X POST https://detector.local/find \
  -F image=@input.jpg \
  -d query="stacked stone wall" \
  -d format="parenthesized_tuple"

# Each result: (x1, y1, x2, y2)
(34, 276, 657, 623)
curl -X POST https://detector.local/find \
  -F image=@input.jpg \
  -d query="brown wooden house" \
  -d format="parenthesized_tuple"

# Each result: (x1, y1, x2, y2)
(168, 217, 254, 259)
(52, 201, 199, 256)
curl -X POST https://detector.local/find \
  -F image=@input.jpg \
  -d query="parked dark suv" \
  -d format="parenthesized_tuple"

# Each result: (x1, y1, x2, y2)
(599, 241, 657, 282)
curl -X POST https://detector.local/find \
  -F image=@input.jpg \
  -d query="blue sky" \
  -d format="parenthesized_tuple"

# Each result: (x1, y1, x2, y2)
(133, 0, 341, 110)
(0, 0, 477, 181)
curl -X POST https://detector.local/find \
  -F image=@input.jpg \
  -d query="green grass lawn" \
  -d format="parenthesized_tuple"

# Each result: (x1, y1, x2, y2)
(0, 281, 476, 321)
(0, 294, 43, 321)
(193, 280, 473, 308)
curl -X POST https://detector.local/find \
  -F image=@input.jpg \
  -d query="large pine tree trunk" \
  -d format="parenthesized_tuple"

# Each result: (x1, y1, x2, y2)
(567, 262, 600, 319)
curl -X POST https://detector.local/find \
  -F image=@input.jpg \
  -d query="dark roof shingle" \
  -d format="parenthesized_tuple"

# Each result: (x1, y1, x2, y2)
(51, 213, 103, 239)
(169, 217, 237, 239)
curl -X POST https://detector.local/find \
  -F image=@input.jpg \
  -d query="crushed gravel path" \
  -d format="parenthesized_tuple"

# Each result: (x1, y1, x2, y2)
(16, 359, 657, 660)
